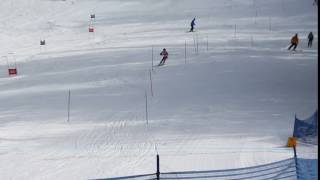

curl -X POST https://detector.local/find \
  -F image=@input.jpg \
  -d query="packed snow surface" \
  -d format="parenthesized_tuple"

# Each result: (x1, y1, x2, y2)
(0, 0, 318, 179)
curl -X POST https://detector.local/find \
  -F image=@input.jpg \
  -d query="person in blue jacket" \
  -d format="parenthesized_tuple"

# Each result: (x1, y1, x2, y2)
(190, 18, 196, 32)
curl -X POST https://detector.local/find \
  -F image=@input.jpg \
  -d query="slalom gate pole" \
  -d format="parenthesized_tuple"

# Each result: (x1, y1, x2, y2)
(196, 34, 199, 55)
(152, 46, 154, 71)
(145, 90, 148, 124)
(254, 10, 257, 24)
(234, 24, 237, 39)
(67, 89, 71, 122)
(150, 69, 153, 97)
(193, 35, 197, 54)
(268, 17, 271, 31)
(184, 40, 187, 64)
(281, 0, 285, 11)
(14, 54, 17, 68)
(3, 56, 9, 70)
(206, 35, 209, 51)
(156, 154, 160, 180)
(293, 145, 299, 179)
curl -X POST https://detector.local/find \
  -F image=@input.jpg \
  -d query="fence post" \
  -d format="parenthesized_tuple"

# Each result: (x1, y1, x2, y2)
(156, 154, 160, 180)
(293, 145, 299, 179)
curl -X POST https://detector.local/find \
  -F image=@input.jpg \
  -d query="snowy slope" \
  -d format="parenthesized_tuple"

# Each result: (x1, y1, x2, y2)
(0, 0, 318, 179)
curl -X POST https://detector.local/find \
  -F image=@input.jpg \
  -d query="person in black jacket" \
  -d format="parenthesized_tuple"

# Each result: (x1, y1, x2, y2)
(159, 48, 168, 66)
(307, 32, 314, 48)
(190, 18, 196, 32)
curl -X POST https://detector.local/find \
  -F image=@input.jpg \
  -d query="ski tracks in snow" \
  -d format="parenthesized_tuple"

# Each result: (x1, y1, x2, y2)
(71, 110, 155, 176)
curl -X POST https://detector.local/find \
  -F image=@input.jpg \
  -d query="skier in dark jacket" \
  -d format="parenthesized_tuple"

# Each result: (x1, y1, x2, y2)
(190, 18, 196, 32)
(159, 48, 168, 66)
(307, 32, 314, 48)
(313, 0, 318, 6)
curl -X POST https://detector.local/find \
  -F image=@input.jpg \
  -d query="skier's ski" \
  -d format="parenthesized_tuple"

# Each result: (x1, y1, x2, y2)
(291, 49, 303, 53)
(154, 63, 165, 67)
(280, 47, 303, 53)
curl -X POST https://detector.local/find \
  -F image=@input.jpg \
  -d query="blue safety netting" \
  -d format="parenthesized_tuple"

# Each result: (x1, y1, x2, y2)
(296, 158, 318, 180)
(293, 111, 318, 145)
(160, 158, 297, 180)
(94, 157, 319, 180)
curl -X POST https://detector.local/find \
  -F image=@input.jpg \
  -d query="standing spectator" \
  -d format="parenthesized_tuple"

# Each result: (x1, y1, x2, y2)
(313, 0, 318, 6)
(308, 32, 314, 48)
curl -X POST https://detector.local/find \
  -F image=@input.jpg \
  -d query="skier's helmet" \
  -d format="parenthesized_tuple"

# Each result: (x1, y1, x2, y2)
(163, 48, 166, 51)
